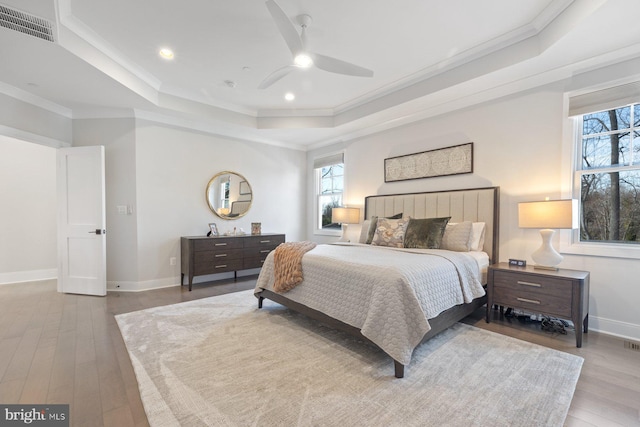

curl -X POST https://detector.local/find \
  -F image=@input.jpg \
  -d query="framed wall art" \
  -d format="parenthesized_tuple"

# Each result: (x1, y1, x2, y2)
(384, 142, 473, 182)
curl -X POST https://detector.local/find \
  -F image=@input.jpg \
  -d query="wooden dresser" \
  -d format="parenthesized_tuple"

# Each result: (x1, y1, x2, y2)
(181, 233, 285, 291)
(486, 263, 590, 347)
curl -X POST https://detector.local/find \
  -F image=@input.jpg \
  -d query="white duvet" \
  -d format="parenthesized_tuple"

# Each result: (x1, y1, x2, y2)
(254, 243, 486, 365)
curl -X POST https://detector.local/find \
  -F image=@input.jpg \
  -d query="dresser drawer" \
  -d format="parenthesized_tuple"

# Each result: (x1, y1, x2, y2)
(244, 246, 277, 258)
(244, 256, 269, 269)
(194, 238, 243, 251)
(193, 259, 244, 275)
(244, 235, 285, 248)
(493, 270, 572, 299)
(194, 249, 244, 265)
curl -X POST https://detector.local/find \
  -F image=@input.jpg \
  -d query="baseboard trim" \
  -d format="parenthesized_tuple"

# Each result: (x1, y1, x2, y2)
(106, 270, 260, 292)
(0, 269, 57, 285)
(589, 315, 640, 342)
(107, 278, 179, 292)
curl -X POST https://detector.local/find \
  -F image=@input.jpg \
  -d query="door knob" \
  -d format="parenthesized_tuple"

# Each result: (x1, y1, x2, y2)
(88, 229, 106, 235)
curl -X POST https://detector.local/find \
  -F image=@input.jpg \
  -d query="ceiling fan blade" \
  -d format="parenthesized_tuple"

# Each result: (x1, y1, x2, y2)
(312, 53, 374, 78)
(265, 0, 303, 56)
(258, 65, 296, 89)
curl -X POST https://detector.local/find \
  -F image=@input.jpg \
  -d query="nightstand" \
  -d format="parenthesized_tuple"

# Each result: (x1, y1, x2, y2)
(486, 263, 590, 347)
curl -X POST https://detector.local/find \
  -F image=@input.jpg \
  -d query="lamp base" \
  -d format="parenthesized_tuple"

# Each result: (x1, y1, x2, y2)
(337, 223, 350, 242)
(531, 229, 563, 269)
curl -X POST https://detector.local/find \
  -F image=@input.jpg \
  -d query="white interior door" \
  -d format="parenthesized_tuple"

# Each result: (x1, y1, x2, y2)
(57, 146, 106, 296)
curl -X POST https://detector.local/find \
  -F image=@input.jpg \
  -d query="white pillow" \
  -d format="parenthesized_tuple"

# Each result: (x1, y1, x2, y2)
(470, 222, 486, 252)
(443, 221, 486, 252)
(441, 221, 473, 252)
(359, 219, 372, 243)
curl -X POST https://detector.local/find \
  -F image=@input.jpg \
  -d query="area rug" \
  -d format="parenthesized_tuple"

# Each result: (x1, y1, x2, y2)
(115, 290, 583, 427)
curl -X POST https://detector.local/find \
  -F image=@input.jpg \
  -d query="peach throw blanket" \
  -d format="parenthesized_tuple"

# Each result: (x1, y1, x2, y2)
(272, 241, 317, 292)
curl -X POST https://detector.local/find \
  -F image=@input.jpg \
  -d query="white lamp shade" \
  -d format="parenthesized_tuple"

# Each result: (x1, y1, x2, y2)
(518, 199, 578, 229)
(332, 207, 360, 224)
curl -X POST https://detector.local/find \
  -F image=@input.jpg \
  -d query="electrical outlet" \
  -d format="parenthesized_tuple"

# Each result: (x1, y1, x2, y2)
(170, 257, 177, 266)
(625, 340, 640, 351)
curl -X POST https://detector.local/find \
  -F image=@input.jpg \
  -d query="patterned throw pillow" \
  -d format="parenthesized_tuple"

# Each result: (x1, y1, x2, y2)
(441, 221, 473, 252)
(371, 217, 409, 247)
(403, 217, 451, 249)
(364, 213, 403, 244)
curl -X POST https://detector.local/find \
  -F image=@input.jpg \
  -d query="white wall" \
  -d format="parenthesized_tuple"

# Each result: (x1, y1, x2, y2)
(0, 136, 57, 283)
(307, 85, 640, 341)
(131, 119, 306, 290)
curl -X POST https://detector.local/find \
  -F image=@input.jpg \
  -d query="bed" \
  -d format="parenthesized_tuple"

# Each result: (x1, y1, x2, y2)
(254, 187, 499, 378)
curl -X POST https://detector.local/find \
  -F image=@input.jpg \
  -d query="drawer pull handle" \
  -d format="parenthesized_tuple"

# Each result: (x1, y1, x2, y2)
(215, 264, 227, 269)
(215, 243, 227, 246)
(517, 281, 541, 288)
(516, 297, 541, 305)
(215, 254, 227, 257)
(260, 240, 271, 243)
(260, 250, 270, 253)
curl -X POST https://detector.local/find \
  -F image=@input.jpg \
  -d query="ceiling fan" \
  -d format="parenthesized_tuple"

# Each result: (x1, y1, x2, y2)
(258, 0, 374, 89)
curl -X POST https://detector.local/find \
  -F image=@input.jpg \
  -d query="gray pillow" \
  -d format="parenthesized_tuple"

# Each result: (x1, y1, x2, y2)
(403, 217, 451, 249)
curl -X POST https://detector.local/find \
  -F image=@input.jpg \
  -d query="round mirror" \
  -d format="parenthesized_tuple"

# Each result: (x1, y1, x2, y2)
(206, 171, 253, 220)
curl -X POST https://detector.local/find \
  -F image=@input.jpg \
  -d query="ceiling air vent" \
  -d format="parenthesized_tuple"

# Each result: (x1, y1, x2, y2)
(0, 4, 54, 42)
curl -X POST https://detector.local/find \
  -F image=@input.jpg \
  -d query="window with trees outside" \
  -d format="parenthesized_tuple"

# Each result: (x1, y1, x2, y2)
(578, 103, 640, 244)
(314, 153, 344, 233)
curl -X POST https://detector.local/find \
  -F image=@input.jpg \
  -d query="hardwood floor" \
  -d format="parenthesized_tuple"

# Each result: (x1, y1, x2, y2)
(1, 278, 638, 426)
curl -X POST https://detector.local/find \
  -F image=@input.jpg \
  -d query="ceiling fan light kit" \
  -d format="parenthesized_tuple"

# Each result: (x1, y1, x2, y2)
(293, 53, 313, 68)
(260, 0, 374, 89)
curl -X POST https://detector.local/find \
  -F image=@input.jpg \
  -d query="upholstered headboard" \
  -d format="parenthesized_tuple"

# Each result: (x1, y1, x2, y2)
(364, 187, 500, 264)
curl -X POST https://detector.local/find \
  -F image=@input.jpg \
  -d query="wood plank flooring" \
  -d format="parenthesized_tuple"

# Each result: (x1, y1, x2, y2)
(1, 278, 638, 426)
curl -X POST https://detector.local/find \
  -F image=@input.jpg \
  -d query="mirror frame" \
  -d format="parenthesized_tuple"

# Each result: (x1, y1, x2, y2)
(205, 171, 253, 220)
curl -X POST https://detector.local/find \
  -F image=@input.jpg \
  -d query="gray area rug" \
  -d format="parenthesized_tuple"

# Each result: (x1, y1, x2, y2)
(116, 290, 583, 426)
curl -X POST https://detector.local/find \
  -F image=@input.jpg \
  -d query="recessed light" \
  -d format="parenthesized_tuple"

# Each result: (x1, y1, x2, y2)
(159, 48, 174, 59)
(284, 92, 295, 101)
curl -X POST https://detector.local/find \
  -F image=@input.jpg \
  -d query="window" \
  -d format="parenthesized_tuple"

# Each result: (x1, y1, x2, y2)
(576, 103, 640, 244)
(314, 153, 344, 234)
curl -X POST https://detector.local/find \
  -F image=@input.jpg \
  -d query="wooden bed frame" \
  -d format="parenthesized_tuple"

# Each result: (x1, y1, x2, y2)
(256, 187, 500, 378)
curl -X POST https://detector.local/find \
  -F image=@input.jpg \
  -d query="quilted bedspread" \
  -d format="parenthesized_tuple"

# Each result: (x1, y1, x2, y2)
(254, 243, 485, 365)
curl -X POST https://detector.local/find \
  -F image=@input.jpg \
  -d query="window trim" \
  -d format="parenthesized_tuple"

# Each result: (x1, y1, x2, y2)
(560, 98, 640, 259)
(313, 152, 345, 237)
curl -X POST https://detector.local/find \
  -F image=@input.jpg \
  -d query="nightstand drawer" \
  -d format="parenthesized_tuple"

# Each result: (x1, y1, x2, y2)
(493, 270, 572, 299)
(492, 287, 572, 318)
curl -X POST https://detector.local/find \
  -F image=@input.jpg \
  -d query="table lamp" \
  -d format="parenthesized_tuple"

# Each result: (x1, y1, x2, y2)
(518, 199, 578, 270)
(332, 207, 360, 242)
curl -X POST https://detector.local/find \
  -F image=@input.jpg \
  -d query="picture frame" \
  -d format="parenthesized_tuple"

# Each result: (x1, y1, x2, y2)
(251, 222, 262, 235)
(208, 223, 219, 236)
(384, 142, 473, 182)
(239, 180, 251, 195)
